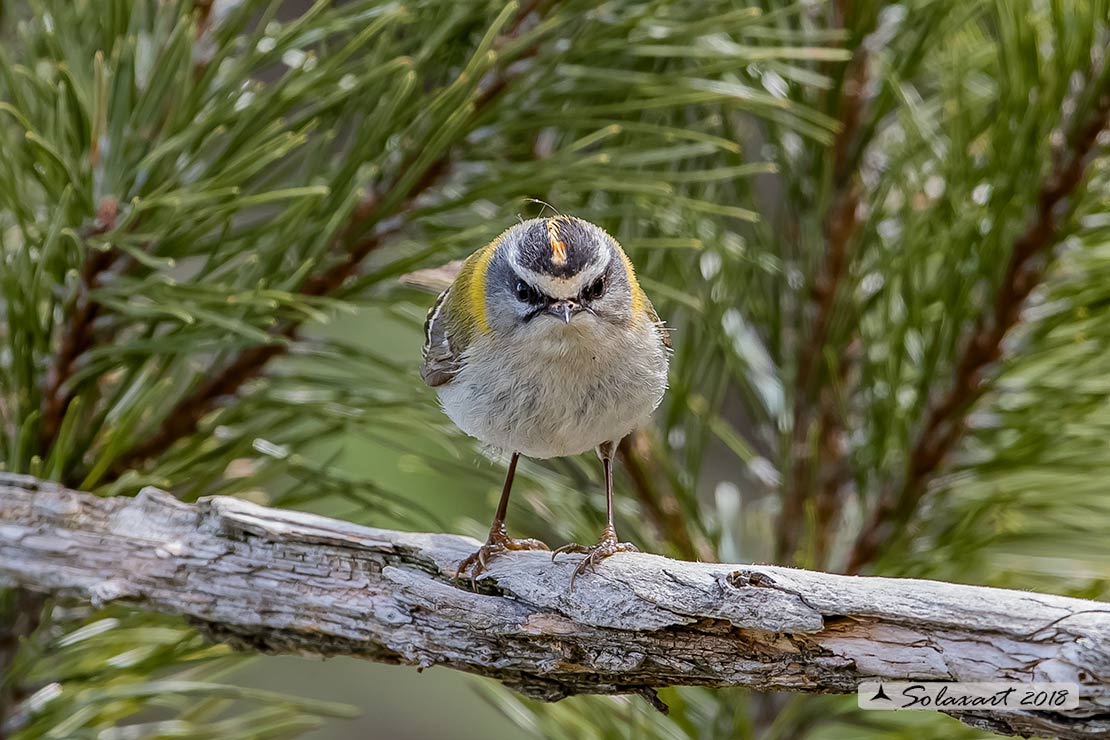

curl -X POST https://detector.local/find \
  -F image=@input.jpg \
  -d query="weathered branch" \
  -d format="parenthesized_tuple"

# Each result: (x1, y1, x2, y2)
(0, 474, 1106, 739)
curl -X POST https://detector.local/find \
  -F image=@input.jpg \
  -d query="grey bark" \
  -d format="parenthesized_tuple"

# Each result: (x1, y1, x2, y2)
(0, 473, 1107, 739)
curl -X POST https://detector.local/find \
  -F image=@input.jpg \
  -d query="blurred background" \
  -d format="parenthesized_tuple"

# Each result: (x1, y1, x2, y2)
(1, 0, 1109, 738)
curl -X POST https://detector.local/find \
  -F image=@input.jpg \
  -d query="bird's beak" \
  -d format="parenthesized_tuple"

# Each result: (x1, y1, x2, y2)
(545, 300, 580, 324)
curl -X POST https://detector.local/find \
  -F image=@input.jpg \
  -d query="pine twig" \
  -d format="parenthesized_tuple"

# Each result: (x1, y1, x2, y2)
(0, 589, 44, 740)
(845, 80, 1110, 574)
(38, 1, 218, 468)
(812, 337, 860, 564)
(38, 196, 120, 457)
(777, 51, 868, 563)
(617, 434, 711, 563)
(16, 197, 124, 731)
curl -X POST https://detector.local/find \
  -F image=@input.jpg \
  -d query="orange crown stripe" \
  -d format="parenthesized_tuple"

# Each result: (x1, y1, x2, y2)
(547, 219, 568, 265)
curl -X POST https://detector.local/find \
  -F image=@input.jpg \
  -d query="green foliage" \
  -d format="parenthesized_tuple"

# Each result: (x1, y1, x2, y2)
(1, 0, 1109, 738)
(9, 604, 356, 738)
(486, 687, 991, 740)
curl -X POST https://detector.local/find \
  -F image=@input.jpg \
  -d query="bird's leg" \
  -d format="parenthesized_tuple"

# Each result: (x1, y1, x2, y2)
(552, 441, 638, 587)
(456, 452, 549, 586)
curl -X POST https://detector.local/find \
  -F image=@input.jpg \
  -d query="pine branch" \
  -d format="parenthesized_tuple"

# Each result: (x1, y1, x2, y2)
(103, 160, 450, 480)
(778, 50, 868, 564)
(845, 77, 1110, 574)
(617, 434, 711, 563)
(1, 473, 1107, 740)
(0, 588, 43, 740)
(812, 336, 860, 564)
(38, 196, 120, 455)
(12, 195, 128, 733)
(104, 2, 549, 480)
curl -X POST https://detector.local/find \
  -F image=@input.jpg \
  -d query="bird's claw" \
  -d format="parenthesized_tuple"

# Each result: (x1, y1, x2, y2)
(552, 527, 637, 589)
(455, 530, 550, 588)
(550, 542, 590, 558)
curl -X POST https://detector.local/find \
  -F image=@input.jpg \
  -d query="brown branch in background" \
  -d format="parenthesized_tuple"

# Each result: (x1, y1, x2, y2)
(107, 336, 290, 477)
(105, 176, 439, 480)
(812, 338, 860, 564)
(776, 51, 868, 564)
(106, 164, 452, 477)
(845, 82, 1110, 574)
(0, 589, 45, 740)
(105, 3, 549, 480)
(617, 433, 712, 563)
(193, 0, 214, 31)
(104, 161, 447, 477)
(38, 196, 120, 456)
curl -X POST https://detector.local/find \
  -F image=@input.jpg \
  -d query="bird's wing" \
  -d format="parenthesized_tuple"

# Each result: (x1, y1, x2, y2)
(420, 286, 464, 387)
(400, 259, 464, 294)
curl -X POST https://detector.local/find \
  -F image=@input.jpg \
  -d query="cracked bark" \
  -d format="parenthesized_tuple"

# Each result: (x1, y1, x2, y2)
(0, 474, 1106, 739)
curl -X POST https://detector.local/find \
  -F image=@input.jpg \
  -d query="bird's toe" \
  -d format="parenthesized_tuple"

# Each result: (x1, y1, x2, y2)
(455, 532, 551, 587)
(561, 528, 638, 588)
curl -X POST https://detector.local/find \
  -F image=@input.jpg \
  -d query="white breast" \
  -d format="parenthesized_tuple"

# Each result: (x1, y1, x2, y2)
(436, 314, 668, 459)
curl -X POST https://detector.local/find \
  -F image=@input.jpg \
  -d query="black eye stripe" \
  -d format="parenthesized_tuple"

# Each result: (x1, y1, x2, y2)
(582, 275, 606, 301)
(514, 279, 545, 304)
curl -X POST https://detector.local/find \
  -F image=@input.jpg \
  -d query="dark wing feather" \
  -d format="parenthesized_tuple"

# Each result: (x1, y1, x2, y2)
(420, 287, 463, 387)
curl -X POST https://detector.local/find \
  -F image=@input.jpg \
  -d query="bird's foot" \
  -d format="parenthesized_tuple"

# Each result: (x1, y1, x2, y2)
(552, 526, 637, 588)
(455, 529, 550, 587)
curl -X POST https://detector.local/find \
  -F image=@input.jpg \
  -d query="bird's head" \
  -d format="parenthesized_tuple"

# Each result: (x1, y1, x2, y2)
(480, 216, 644, 336)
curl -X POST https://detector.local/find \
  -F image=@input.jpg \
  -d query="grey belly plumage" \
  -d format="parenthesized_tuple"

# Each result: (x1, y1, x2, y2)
(437, 318, 668, 459)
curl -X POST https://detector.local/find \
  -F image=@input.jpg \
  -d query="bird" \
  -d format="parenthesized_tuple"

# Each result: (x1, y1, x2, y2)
(420, 214, 671, 586)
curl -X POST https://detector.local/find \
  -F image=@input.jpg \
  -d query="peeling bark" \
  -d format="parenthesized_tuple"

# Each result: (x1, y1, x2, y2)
(0, 474, 1106, 739)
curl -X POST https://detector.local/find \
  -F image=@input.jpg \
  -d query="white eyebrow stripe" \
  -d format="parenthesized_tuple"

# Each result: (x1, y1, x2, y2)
(512, 257, 610, 299)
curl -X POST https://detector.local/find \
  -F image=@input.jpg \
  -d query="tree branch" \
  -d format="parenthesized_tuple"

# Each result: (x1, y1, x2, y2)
(846, 77, 1110, 574)
(38, 196, 120, 455)
(617, 433, 713, 563)
(13, 195, 123, 734)
(779, 49, 868, 564)
(0, 587, 44, 740)
(0, 473, 1106, 739)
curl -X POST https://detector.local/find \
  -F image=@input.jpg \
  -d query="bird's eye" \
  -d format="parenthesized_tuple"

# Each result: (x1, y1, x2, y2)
(583, 276, 606, 301)
(515, 280, 540, 304)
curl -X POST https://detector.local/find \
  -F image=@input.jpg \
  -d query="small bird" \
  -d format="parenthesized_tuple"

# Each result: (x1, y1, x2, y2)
(420, 215, 670, 584)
